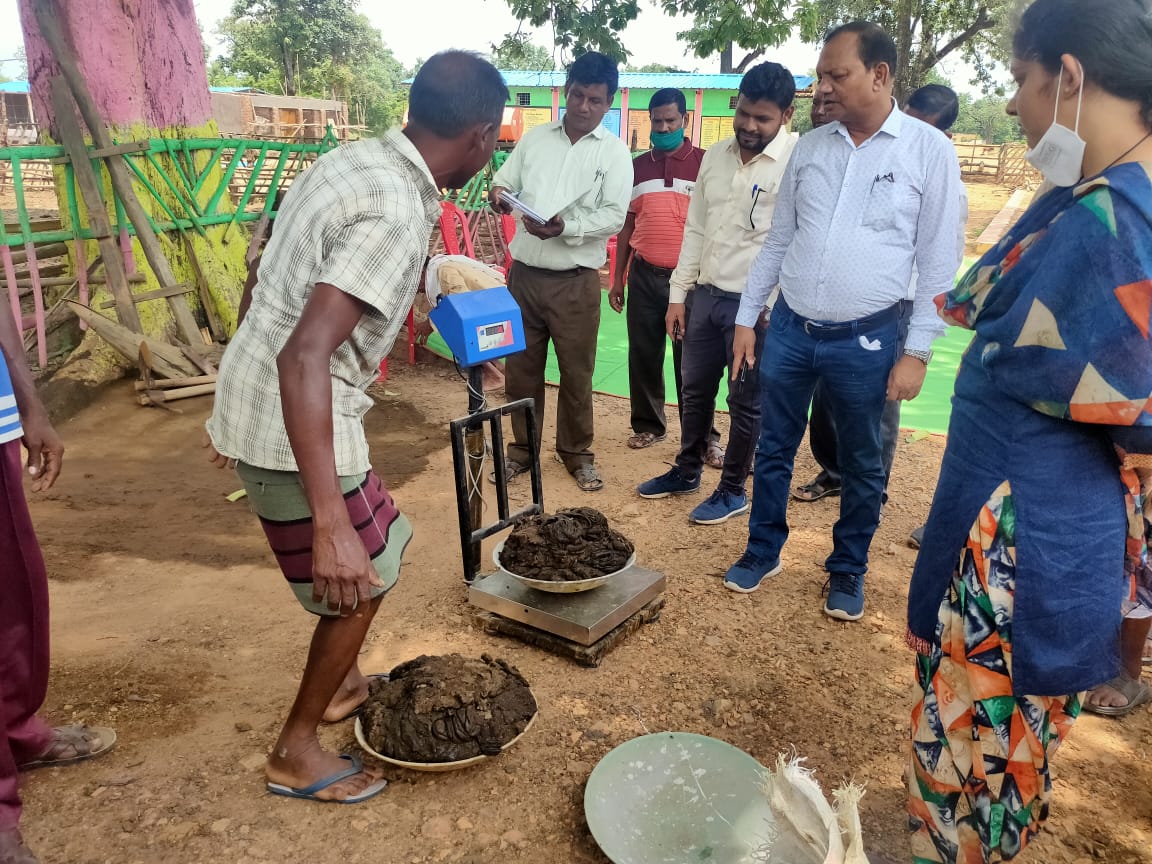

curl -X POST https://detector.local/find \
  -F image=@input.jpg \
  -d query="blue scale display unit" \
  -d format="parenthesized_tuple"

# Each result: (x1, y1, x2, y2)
(428, 286, 525, 367)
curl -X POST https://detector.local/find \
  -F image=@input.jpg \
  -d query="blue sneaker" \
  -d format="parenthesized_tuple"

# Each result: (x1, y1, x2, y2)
(689, 489, 749, 525)
(637, 467, 700, 499)
(722, 552, 782, 594)
(823, 573, 865, 621)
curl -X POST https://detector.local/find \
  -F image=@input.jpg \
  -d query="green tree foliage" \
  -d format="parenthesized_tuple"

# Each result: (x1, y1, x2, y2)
(209, 0, 408, 132)
(502, 0, 640, 62)
(491, 35, 556, 70)
(660, 1, 794, 73)
(794, 1, 1013, 102)
(625, 62, 691, 73)
(953, 93, 1021, 144)
(500, 0, 1014, 93)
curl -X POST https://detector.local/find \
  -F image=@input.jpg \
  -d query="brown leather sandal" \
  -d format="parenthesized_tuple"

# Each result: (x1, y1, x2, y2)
(18, 725, 116, 771)
(705, 442, 725, 469)
(627, 432, 666, 449)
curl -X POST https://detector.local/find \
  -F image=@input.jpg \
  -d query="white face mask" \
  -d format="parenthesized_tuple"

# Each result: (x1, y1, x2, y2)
(1024, 64, 1086, 187)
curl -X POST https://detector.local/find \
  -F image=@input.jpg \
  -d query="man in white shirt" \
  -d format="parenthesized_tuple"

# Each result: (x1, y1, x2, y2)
(796, 85, 968, 534)
(724, 23, 963, 621)
(490, 52, 633, 492)
(636, 63, 799, 526)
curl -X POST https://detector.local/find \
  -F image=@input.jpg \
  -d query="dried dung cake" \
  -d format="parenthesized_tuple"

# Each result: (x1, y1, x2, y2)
(499, 507, 634, 582)
(360, 654, 537, 763)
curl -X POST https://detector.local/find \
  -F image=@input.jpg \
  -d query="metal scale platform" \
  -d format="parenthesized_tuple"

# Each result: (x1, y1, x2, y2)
(468, 566, 666, 667)
(434, 283, 665, 666)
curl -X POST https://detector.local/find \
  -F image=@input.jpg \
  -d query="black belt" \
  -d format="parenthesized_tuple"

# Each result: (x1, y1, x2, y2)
(791, 300, 903, 339)
(697, 283, 743, 302)
(515, 261, 591, 278)
(633, 255, 675, 278)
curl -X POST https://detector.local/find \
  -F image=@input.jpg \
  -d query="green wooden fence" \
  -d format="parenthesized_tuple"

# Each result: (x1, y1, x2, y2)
(0, 130, 340, 247)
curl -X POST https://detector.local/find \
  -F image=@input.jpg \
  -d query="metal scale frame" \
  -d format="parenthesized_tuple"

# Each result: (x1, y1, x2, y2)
(447, 373, 664, 668)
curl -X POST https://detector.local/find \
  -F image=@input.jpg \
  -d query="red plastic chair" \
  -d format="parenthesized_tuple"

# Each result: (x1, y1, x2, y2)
(498, 213, 517, 270)
(438, 201, 476, 258)
(380, 202, 486, 382)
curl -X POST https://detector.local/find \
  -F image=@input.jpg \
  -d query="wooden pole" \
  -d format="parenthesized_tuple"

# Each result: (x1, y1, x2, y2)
(133, 373, 215, 391)
(32, 0, 203, 346)
(49, 77, 141, 333)
(65, 300, 201, 379)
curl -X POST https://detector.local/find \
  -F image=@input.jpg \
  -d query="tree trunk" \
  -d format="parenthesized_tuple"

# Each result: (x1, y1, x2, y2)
(893, 0, 916, 106)
(719, 43, 734, 74)
(18, 0, 247, 381)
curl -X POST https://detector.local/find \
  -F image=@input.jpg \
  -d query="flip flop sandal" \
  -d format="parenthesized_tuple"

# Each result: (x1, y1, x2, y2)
(488, 458, 529, 484)
(267, 754, 388, 804)
(323, 673, 390, 724)
(1082, 675, 1152, 717)
(19, 725, 116, 771)
(0, 829, 38, 864)
(627, 432, 666, 449)
(572, 464, 604, 492)
(705, 442, 725, 470)
(792, 478, 841, 502)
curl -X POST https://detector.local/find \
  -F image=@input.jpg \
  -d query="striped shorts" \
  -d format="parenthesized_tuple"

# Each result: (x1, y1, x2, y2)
(237, 463, 412, 616)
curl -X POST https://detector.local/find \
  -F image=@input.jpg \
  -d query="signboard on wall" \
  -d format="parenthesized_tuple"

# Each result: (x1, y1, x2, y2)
(700, 116, 726, 149)
(625, 111, 695, 152)
(521, 107, 552, 133)
(559, 107, 621, 137)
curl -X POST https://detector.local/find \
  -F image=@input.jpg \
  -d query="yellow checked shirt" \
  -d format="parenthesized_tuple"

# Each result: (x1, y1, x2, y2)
(493, 121, 633, 271)
(668, 131, 798, 303)
(207, 129, 441, 475)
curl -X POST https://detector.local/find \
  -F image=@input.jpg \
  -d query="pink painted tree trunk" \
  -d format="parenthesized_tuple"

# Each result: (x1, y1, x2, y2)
(18, 0, 213, 135)
(15, 0, 247, 370)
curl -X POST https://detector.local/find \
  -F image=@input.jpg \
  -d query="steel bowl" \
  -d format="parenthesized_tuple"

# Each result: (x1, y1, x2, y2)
(492, 539, 635, 593)
(354, 710, 536, 773)
(584, 732, 777, 864)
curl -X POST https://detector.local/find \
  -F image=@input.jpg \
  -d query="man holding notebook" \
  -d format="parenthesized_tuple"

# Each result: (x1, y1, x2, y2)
(489, 52, 632, 492)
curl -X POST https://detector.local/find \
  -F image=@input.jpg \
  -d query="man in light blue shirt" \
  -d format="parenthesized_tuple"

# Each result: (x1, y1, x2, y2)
(723, 22, 963, 621)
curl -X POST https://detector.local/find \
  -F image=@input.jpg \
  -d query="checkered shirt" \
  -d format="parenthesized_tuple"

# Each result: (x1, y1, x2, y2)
(206, 129, 441, 474)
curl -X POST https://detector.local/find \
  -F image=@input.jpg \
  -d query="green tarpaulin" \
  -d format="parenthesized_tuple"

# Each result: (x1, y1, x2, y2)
(423, 262, 976, 435)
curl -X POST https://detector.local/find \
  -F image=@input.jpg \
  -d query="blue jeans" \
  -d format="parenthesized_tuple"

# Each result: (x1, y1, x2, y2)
(808, 300, 912, 495)
(746, 299, 900, 577)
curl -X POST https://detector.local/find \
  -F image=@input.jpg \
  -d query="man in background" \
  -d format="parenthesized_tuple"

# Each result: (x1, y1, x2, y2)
(724, 24, 963, 622)
(608, 88, 719, 458)
(793, 84, 967, 530)
(490, 52, 633, 492)
(637, 63, 799, 526)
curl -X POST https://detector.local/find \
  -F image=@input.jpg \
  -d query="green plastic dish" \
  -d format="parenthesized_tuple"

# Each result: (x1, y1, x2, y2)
(584, 732, 776, 864)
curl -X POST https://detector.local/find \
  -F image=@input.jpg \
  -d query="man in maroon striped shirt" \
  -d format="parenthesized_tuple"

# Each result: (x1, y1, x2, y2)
(609, 89, 718, 457)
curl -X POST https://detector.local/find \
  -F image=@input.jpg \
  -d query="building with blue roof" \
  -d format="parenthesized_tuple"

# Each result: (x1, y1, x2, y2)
(404, 70, 814, 151)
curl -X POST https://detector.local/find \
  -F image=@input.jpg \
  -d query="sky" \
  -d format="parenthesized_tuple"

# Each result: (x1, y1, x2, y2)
(0, 0, 995, 93)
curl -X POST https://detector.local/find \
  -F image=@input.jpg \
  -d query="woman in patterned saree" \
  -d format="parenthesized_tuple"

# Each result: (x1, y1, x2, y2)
(904, 0, 1152, 861)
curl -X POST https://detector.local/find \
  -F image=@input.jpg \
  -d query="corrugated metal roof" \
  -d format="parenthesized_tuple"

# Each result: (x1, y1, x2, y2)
(403, 71, 815, 91)
(499, 71, 813, 90)
(0, 81, 267, 95)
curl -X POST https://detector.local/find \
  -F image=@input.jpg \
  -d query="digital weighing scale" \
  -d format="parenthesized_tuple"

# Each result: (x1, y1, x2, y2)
(430, 279, 665, 665)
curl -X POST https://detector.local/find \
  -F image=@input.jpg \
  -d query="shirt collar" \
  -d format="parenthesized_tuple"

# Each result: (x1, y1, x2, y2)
(828, 98, 903, 144)
(383, 127, 438, 193)
(651, 139, 694, 161)
(552, 119, 609, 141)
(727, 129, 793, 163)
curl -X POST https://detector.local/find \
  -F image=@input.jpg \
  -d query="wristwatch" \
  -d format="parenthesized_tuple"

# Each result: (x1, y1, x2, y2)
(903, 348, 933, 365)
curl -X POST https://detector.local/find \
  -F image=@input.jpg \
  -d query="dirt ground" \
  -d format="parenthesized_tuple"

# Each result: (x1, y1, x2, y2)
(962, 180, 1022, 257)
(17, 353, 1152, 864)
